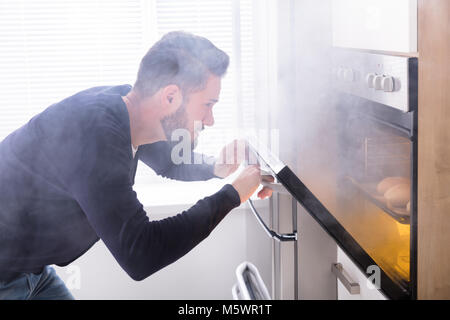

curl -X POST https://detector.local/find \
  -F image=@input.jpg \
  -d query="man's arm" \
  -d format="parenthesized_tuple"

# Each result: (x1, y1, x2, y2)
(66, 127, 240, 281)
(72, 180, 240, 281)
(137, 141, 218, 181)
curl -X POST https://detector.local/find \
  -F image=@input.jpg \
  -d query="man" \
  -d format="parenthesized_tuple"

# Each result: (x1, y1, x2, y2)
(0, 31, 272, 299)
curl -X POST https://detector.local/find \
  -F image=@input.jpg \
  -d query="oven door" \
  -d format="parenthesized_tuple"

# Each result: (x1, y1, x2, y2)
(248, 99, 417, 299)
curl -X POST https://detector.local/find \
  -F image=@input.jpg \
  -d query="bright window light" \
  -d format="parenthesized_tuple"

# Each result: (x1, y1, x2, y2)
(0, 0, 256, 201)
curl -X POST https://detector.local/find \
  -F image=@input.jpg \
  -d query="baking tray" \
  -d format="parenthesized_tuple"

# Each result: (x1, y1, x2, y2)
(345, 176, 411, 224)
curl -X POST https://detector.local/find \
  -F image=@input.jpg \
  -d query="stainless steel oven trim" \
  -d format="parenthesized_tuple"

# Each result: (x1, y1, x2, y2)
(332, 50, 415, 112)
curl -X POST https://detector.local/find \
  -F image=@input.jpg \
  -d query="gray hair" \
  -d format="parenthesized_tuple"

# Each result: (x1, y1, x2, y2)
(134, 31, 230, 97)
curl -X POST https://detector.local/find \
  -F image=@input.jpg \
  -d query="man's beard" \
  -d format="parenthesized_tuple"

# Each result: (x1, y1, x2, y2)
(161, 102, 199, 150)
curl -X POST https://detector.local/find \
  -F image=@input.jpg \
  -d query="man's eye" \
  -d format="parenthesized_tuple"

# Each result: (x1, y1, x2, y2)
(205, 103, 213, 108)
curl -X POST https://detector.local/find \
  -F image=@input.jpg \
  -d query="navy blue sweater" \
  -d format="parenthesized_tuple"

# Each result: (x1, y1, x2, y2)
(0, 85, 240, 280)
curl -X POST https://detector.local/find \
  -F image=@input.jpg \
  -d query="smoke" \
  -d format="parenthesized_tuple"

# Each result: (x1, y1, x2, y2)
(262, 0, 336, 192)
(260, 1, 414, 277)
(275, 1, 414, 285)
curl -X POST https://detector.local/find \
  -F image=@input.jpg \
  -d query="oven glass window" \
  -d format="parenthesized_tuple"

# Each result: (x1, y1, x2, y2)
(335, 108, 412, 287)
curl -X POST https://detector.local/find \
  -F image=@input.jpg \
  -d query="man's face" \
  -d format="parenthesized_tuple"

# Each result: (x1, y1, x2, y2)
(161, 75, 221, 149)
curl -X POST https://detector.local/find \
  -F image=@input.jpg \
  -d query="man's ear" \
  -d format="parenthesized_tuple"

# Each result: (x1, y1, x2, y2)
(161, 84, 182, 114)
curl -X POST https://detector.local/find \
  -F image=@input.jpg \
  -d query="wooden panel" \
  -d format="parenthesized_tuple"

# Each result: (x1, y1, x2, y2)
(418, 0, 450, 299)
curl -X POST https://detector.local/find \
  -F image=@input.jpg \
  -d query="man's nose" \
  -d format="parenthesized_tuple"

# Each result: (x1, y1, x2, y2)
(203, 109, 214, 127)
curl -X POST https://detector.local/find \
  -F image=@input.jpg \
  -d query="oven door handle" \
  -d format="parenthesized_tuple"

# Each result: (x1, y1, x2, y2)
(248, 199, 297, 242)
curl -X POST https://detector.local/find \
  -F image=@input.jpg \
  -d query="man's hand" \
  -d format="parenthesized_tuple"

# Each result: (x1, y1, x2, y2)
(231, 165, 274, 203)
(214, 139, 248, 178)
(257, 174, 274, 200)
(232, 165, 261, 203)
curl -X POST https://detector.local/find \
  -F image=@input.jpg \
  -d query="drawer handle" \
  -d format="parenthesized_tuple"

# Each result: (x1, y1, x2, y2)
(332, 263, 360, 295)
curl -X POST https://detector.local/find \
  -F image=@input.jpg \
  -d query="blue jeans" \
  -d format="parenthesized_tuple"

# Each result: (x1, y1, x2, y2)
(0, 266, 74, 300)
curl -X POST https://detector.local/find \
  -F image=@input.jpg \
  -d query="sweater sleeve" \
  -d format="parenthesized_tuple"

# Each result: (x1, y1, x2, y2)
(137, 141, 219, 181)
(67, 123, 240, 281)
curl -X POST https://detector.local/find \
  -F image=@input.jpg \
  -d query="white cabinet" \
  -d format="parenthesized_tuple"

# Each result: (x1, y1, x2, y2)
(335, 247, 387, 300)
(332, 0, 417, 53)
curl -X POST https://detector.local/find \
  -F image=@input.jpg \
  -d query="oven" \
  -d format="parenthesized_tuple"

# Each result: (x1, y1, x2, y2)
(331, 50, 418, 299)
(247, 49, 418, 300)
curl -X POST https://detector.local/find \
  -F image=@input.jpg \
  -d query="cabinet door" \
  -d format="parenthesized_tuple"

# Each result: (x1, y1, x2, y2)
(332, 0, 417, 52)
(335, 247, 388, 300)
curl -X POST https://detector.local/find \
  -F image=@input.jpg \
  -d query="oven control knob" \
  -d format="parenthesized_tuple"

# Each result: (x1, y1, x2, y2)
(374, 75, 384, 90)
(382, 76, 395, 92)
(366, 73, 376, 88)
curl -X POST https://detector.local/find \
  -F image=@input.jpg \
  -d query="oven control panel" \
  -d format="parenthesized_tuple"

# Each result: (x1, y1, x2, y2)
(332, 50, 417, 112)
(365, 73, 395, 92)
